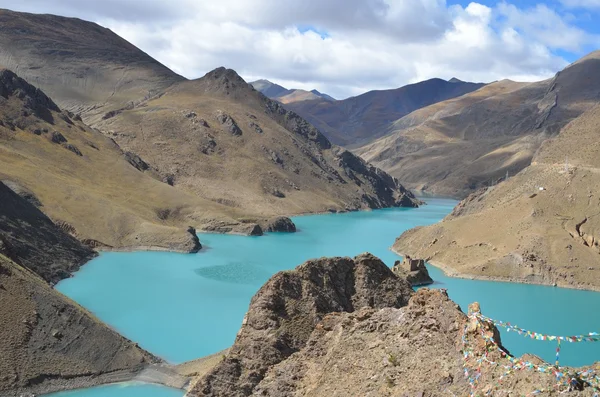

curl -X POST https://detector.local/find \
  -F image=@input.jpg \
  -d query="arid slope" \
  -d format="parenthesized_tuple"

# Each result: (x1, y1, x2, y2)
(0, 8, 183, 124)
(96, 68, 418, 216)
(394, 104, 600, 291)
(0, 68, 235, 250)
(0, 9, 419, 233)
(0, 180, 156, 396)
(358, 51, 600, 198)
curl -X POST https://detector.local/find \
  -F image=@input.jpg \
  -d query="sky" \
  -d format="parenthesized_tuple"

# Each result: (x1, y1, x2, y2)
(1, 0, 599, 99)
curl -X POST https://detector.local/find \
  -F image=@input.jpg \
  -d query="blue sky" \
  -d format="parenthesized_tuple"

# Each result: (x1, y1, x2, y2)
(1, 0, 599, 98)
(448, 0, 600, 62)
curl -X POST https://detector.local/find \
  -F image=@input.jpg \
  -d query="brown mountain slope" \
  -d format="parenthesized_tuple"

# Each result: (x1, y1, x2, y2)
(394, 103, 600, 291)
(0, 180, 157, 396)
(0, 8, 183, 124)
(96, 67, 419, 216)
(283, 78, 486, 146)
(357, 51, 600, 198)
(0, 254, 159, 396)
(0, 67, 238, 250)
(0, 9, 419, 225)
(275, 89, 331, 104)
(250, 80, 335, 104)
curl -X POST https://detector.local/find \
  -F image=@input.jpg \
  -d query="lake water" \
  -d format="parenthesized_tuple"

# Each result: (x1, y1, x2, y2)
(54, 198, 600, 396)
(46, 383, 184, 397)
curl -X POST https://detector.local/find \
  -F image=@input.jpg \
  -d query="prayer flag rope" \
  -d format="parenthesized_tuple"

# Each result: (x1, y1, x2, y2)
(474, 313, 600, 343)
(462, 313, 600, 396)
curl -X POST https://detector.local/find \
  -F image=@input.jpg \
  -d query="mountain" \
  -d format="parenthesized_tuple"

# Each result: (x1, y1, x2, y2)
(0, 9, 184, 125)
(0, 181, 157, 396)
(250, 79, 291, 98)
(0, 9, 419, 251)
(250, 79, 336, 103)
(394, 102, 600, 291)
(357, 51, 600, 198)
(0, 67, 219, 250)
(283, 78, 486, 146)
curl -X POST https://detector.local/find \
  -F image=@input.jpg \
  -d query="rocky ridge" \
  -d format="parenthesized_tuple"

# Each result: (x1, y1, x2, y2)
(0, 67, 218, 251)
(283, 78, 486, 146)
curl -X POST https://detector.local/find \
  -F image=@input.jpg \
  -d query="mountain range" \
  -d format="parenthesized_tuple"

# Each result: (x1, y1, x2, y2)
(357, 52, 600, 197)
(250, 79, 336, 103)
(0, 8, 419, 252)
(281, 77, 486, 146)
(2, 5, 600, 397)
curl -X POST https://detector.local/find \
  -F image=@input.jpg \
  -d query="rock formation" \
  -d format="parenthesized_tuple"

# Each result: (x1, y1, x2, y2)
(260, 216, 297, 233)
(187, 254, 598, 396)
(187, 253, 414, 396)
(0, 181, 96, 284)
(391, 255, 433, 286)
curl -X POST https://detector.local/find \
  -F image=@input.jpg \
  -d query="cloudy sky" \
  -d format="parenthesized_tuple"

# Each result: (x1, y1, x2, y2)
(2, 0, 599, 99)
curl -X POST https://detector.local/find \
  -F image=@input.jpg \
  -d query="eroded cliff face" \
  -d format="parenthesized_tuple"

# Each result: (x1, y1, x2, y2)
(187, 254, 599, 397)
(0, 181, 95, 284)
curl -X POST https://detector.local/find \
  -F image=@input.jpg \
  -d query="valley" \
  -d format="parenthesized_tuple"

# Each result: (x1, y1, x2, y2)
(1, 4, 600, 397)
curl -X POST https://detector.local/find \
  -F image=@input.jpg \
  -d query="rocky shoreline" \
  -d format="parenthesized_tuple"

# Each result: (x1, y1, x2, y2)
(392, 247, 600, 292)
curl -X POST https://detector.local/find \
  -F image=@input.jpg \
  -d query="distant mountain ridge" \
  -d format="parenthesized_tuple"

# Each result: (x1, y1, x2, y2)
(250, 79, 336, 103)
(356, 51, 600, 198)
(283, 78, 486, 146)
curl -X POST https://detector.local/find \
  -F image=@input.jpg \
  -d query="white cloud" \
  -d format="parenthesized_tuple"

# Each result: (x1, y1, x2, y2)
(560, 0, 600, 9)
(0, 0, 593, 98)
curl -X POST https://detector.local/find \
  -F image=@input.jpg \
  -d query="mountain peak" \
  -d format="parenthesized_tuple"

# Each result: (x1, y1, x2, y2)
(448, 77, 463, 83)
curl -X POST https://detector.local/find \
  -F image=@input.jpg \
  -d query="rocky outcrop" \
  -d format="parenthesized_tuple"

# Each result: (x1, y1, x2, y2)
(392, 255, 433, 286)
(215, 112, 242, 136)
(186, 227, 202, 253)
(260, 216, 297, 233)
(201, 220, 264, 236)
(188, 253, 413, 396)
(0, 69, 59, 124)
(188, 255, 597, 396)
(0, 181, 96, 284)
(124, 151, 150, 171)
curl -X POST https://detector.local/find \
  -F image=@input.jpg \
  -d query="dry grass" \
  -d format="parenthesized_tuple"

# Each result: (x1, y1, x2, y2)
(394, 105, 600, 290)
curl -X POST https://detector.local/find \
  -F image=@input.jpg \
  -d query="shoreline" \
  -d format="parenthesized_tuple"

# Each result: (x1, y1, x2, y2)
(391, 247, 600, 293)
(18, 351, 230, 397)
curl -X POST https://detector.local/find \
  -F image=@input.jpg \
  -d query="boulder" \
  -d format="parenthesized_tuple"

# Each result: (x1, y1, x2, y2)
(260, 216, 296, 233)
(215, 112, 242, 136)
(392, 255, 433, 286)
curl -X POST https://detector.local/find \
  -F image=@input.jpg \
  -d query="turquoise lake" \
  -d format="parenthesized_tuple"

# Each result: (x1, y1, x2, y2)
(46, 383, 183, 397)
(54, 198, 600, 396)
